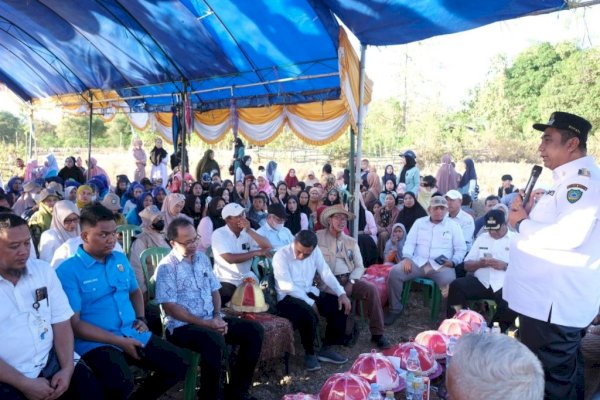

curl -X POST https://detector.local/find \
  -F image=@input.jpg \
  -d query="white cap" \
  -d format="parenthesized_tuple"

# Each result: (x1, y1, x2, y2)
(445, 190, 463, 200)
(221, 202, 245, 219)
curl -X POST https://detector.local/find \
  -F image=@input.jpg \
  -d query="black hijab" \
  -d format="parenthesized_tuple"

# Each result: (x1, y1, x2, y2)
(400, 155, 416, 184)
(285, 196, 302, 235)
(396, 191, 427, 232)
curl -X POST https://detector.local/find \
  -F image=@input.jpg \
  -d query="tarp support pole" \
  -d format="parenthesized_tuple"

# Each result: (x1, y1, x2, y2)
(87, 92, 93, 181)
(349, 127, 355, 236)
(352, 44, 367, 239)
(27, 105, 34, 160)
(181, 82, 189, 191)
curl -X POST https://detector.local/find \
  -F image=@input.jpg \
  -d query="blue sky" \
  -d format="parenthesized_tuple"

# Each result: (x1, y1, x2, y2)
(362, 6, 600, 107)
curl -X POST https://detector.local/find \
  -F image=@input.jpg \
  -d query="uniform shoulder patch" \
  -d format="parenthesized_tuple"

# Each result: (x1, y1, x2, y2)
(567, 183, 588, 191)
(567, 188, 584, 204)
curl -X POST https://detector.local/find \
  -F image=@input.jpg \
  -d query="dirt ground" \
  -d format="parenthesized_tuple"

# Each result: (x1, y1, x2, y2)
(159, 287, 444, 400)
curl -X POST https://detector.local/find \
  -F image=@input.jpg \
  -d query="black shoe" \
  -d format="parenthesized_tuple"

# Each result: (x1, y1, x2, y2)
(384, 308, 403, 326)
(344, 324, 360, 347)
(371, 335, 392, 350)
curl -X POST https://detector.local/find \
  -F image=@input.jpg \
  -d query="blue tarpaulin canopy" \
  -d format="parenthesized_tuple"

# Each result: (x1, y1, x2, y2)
(0, 0, 565, 113)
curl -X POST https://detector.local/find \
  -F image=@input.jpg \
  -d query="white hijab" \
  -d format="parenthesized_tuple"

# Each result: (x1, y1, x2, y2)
(49, 200, 80, 243)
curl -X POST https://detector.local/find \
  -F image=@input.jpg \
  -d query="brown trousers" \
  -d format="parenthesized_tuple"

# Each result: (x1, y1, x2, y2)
(350, 279, 385, 336)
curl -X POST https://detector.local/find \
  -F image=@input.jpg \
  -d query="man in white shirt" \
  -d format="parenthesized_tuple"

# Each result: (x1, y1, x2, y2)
(0, 213, 101, 400)
(273, 230, 351, 372)
(385, 196, 466, 326)
(211, 202, 272, 304)
(505, 111, 600, 399)
(447, 210, 517, 331)
(256, 204, 294, 251)
(445, 190, 475, 279)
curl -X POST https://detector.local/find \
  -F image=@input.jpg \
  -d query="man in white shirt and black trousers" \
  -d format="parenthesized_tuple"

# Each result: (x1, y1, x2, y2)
(447, 209, 517, 331)
(273, 230, 352, 372)
(505, 111, 600, 400)
(0, 213, 102, 400)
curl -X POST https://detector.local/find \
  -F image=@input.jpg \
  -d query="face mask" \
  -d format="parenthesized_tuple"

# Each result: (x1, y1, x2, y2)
(152, 220, 165, 231)
(245, 160, 252, 166)
(274, 223, 284, 231)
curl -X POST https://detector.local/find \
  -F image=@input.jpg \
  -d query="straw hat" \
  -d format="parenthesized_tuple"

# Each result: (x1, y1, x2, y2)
(319, 204, 354, 228)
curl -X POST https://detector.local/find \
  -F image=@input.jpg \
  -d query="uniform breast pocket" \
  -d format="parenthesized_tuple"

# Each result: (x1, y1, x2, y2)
(114, 275, 131, 291)
(81, 281, 102, 299)
(320, 248, 335, 265)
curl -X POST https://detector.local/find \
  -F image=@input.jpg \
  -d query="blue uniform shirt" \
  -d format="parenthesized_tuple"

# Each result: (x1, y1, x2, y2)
(56, 245, 151, 355)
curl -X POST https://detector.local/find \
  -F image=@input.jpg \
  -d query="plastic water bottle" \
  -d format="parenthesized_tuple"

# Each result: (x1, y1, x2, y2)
(406, 348, 422, 400)
(368, 383, 382, 399)
(446, 336, 458, 367)
(491, 322, 501, 334)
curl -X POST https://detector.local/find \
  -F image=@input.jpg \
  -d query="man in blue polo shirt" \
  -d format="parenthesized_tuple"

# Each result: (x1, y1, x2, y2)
(56, 204, 188, 399)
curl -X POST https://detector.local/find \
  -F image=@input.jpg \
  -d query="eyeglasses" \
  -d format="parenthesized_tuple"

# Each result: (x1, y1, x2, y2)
(174, 235, 200, 247)
(63, 217, 80, 225)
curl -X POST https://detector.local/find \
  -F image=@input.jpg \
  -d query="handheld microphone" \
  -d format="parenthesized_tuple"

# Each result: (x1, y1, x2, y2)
(522, 165, 543, 206)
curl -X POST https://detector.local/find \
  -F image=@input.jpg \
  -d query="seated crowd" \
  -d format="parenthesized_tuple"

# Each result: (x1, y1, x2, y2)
(0, 144, 556, 400)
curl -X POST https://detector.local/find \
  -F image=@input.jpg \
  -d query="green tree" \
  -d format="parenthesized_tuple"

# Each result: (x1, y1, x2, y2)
(55, 115, 107, 148)
(0, 111, 24, 144)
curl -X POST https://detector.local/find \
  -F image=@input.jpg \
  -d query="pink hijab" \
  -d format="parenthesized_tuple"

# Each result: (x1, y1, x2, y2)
(435, 154, 460, 195)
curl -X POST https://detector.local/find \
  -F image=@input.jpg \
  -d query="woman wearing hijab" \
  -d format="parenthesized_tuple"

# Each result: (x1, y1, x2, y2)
(232, 137, 245, 172)
(43, 153, 60, 179)
(256, 172, 273, 197)
(275, 182, 289, 205)
(152, 186, 167, 210)
(122, 183, 144, 214)
(58, 156, 85, 184)
(323, 188, 342, 206)
(39, 200, 80, 262)
(284, 168, 299, 189)
(11, 181, 40, 216)
(183, 193, 205, 229)
(149, 138, 168, 188)
(382, 165, 397, 188)
(115, 175, 130, 199)
(363, 171, 382, 211)
(29, 189, 60, 254)
(435, 154, 460, 195)
(459, 158, 478, 200)
(197, 196, 226, 253)
(379, 179, 397, 204)
(266, 160, 282, 184)
(64, 185, 78, 203)
(383, 223, 407, 264)
(417, 175, 438, 210)
(399, 150, 420, 196)
(131, 137, 147, 182)
(195, 149, 221, 182)
(356, 199, 379, 267)
(5, 176, 23, 206)
(375, 192, 401, 258)
(24, 159, 39, 182)
(284, 195, 309, 235)
(126, 191, 155, 226)
(129, 205, 169, 296)
(76, 185, 94, 210)
(162, 192, 192, 229)
(86, 157, 111, 186)
(235, 155, 253, 183)
(395, 191, 428, 233)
